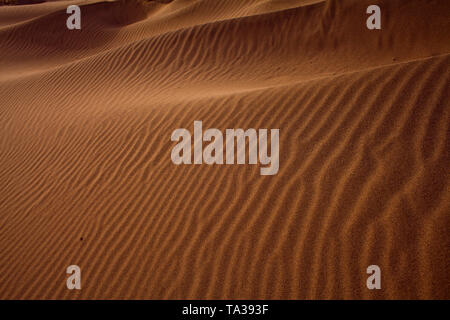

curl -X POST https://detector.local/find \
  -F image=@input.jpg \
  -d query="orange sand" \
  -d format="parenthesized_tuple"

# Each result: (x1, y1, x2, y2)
(0, 0, 449, 299)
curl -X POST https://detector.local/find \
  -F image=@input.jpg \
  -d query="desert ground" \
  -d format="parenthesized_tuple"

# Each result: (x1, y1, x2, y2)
(0, 0, 449, 299)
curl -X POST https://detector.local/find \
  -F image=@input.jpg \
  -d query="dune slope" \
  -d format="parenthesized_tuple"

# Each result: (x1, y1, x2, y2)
(0, 0, 449, 299)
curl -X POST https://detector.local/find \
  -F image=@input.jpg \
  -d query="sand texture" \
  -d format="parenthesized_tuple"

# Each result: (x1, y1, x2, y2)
(0, 0, 449, 299)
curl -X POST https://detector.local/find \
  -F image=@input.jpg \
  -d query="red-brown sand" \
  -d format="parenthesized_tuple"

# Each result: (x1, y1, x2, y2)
(0, 0, 449, 299)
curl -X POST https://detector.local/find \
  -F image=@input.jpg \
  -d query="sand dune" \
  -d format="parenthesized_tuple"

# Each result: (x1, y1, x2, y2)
(0, 0, 449, 299)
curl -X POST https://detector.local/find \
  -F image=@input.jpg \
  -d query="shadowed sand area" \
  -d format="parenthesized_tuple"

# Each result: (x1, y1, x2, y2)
(0, 0, 449, 299)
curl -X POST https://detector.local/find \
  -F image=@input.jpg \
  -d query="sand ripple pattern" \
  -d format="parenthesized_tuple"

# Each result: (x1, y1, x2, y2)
(0, 0, 449, 299)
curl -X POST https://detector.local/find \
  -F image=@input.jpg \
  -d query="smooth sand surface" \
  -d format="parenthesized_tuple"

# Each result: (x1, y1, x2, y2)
(0, 0, 449, 299)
